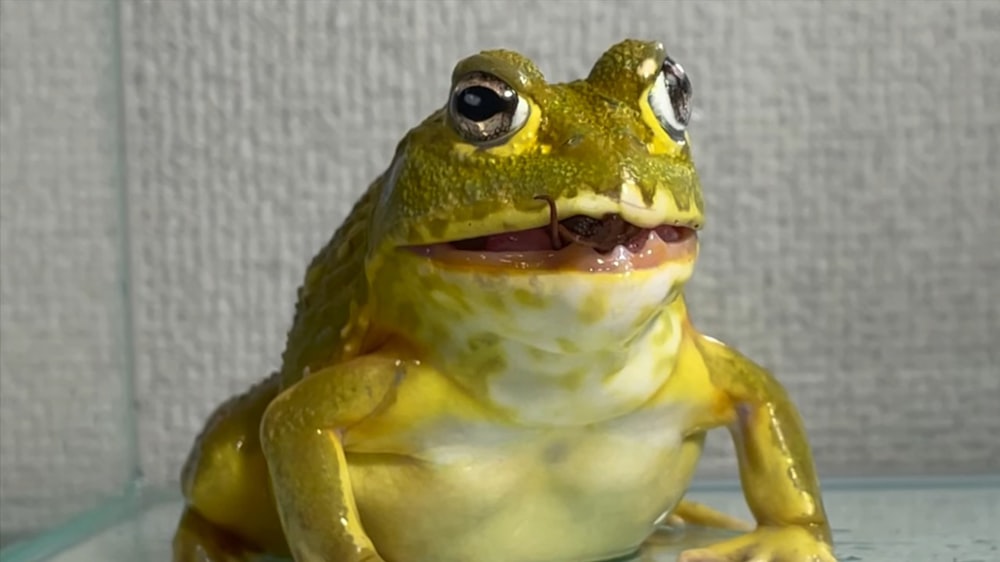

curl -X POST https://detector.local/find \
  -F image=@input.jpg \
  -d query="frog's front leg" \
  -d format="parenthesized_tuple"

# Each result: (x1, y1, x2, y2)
(681, 334, 836, 562)
(260, 355, 402, 562)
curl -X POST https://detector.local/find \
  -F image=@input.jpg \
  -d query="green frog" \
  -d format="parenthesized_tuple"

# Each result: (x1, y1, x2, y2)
(172, 39, 836, 562)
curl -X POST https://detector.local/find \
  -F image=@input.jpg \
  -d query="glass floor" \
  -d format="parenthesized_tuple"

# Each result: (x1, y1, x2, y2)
(2, 476, 997, 562)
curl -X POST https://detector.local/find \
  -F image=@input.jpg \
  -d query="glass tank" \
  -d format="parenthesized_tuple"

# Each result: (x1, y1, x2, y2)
(2, 2, 997, 562)
(2, 478, 998, 562)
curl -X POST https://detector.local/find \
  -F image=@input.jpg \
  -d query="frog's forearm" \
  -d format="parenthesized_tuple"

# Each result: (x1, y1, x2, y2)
(260, 357, 401, 562)
(730, 392, 831, 540)
(696, 334, 831, 542)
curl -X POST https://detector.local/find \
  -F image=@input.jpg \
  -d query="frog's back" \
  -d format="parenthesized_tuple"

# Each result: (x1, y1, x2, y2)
(277, 174, 386, 388)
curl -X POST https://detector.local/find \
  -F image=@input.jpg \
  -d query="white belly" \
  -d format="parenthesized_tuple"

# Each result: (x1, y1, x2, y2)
(346, 402, 704, 562)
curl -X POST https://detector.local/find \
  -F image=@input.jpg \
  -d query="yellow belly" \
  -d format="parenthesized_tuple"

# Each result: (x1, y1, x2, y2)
(345, 407, 705, 562)
(335, 305, 717, 562)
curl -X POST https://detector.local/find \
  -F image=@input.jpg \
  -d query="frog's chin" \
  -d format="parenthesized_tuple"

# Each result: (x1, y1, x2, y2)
(406, 225, 697, 273)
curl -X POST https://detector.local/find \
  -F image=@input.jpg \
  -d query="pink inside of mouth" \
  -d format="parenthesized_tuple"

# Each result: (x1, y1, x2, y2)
(451, 224, 689, 253)
(410, 224, 696, 273)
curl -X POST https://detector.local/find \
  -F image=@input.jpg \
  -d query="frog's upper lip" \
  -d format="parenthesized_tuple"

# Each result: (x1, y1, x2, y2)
(404, 217, 697, 273)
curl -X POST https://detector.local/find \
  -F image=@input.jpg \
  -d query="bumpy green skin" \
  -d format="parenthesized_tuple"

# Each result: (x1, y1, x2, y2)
(372, 43, 703, 243)
(172, 39, 837, 562)
(281, 40, 703, 390)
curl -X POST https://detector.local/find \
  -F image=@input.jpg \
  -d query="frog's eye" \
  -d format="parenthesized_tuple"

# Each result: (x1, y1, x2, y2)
(449, 72, 529, 143)
(647, 55, 692, 143)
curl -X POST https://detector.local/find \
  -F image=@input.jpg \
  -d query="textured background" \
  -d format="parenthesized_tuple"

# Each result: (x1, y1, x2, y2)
(2, 0, 998, 543)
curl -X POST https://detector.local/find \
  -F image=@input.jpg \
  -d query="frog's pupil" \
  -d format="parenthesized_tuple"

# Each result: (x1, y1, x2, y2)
(458, 86, 508, 122)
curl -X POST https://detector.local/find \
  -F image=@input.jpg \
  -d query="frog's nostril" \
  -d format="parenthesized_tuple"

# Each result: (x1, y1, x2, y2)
(562, 134, 585, 148)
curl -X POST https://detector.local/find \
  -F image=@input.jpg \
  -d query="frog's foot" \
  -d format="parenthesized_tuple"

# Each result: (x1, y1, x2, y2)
(677, 526, 837, 562)
(172, 508, 260, 562)
(662, 500, 752, 531)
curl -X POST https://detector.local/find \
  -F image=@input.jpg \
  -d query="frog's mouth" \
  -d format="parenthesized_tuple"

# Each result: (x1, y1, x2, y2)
(408, 196, 697, 273)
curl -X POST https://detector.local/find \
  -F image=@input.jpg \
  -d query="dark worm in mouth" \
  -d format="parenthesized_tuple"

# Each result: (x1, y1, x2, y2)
(533, 195, 645, 254)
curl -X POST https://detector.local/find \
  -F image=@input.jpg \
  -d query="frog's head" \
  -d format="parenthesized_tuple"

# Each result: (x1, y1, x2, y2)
(370, 38, 702, 253)
(366, 40, 704, 409)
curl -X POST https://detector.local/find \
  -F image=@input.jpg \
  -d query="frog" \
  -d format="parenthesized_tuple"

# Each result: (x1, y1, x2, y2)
(172, 39, 836, 562)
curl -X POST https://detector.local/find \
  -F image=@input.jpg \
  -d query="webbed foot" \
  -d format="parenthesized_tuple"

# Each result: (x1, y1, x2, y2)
(677, 526, 836, 562)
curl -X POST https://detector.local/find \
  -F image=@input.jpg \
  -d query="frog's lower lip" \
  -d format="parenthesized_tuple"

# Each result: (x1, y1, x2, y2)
(405, 224, 697, 273)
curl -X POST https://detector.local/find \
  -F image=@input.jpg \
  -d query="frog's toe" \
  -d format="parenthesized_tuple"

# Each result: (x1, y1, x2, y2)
(172, 508, 258, 562)
(664, 500, 753, 531)
(676, 526, 837, 562)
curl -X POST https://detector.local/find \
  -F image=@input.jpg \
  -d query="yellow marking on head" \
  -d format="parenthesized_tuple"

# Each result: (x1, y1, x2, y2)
(637, 57, 659, 79)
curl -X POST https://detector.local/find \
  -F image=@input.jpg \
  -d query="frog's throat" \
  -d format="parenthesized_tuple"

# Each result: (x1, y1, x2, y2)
(370, 252, 695, 425)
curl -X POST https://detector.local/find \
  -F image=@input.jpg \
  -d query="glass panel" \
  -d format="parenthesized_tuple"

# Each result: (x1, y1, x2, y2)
(3, 478, 998, 562)
(0, 0, 137, 547)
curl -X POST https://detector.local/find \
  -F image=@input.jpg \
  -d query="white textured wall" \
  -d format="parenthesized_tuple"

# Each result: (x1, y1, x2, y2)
(0, 0, 133, 543)
(2, 0, 999, 542)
